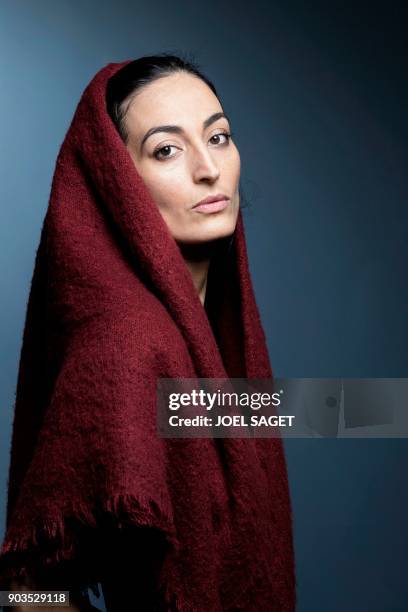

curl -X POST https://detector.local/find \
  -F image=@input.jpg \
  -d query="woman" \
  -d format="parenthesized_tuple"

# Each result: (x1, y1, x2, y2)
(0, 54, 296, 611)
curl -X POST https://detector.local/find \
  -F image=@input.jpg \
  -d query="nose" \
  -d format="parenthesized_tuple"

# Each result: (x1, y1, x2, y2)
(191, 145, 220, 183)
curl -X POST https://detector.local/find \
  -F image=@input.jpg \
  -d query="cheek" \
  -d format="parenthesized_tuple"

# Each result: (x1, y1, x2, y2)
(143, 169, 188, 213)
(234, 149, 241, 182)
(224, 148, 241, 188)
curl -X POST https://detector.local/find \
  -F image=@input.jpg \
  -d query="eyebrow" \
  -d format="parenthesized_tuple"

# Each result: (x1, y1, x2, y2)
(140, 111, 230, 150)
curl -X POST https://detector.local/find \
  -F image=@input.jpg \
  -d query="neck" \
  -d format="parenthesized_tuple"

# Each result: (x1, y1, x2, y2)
(177, 242, 213, 306)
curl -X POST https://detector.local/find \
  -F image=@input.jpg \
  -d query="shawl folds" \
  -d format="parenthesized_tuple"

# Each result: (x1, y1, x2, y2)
(0, 61, 296, 611)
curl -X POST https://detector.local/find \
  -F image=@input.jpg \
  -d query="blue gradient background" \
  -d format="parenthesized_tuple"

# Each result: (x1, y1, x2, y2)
(1, 2, 407, 610)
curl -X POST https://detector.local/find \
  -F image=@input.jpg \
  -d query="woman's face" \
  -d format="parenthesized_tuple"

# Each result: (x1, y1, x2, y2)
(123, 72, 241, 244)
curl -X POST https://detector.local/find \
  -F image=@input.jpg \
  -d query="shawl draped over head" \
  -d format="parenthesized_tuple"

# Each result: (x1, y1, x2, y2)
(0, 60, 296, 611)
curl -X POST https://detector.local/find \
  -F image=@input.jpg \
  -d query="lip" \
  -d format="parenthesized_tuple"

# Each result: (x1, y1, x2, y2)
(192, 193, 230, 213)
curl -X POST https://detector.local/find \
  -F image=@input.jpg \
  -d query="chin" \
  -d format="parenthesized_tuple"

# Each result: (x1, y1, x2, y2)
(179, 217, 238, 244)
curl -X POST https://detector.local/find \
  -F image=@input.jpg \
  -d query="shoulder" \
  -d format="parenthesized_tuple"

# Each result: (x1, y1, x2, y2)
(67, 286, 189, 369)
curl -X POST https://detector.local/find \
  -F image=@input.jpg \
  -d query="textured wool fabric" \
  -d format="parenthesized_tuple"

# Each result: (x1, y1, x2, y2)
(0, 61, 296, 611)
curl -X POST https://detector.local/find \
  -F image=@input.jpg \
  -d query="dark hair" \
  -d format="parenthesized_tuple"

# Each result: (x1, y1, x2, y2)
(106, 53, 219, 144)
(106, 52, 250, 210)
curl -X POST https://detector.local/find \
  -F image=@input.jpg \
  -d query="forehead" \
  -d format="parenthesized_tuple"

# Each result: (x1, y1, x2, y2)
(125, 72, 223, 132)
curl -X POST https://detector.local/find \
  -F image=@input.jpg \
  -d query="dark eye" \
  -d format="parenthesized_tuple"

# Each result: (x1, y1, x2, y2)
(153, 145, 178, 160)
(209, 132, 232, 145)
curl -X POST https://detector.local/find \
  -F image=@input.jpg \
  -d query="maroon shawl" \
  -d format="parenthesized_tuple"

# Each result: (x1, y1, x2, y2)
(0, 61, 296, 611)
